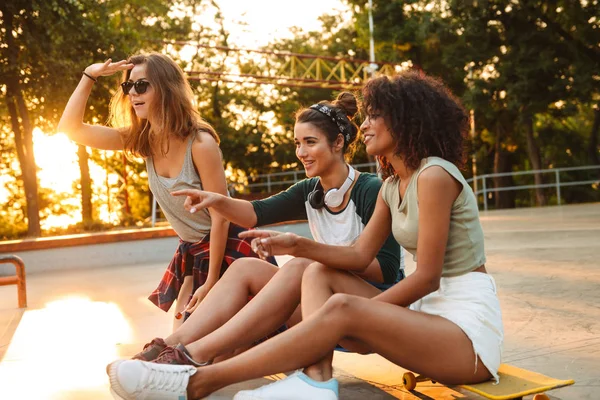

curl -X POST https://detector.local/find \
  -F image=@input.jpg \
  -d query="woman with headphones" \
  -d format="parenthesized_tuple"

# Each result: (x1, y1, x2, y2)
(124, 92, 404, 370)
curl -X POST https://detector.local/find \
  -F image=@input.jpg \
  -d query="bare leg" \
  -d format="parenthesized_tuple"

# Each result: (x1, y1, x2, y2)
(172, 276, 193, 331)
(184, 257, 312, 362)
(300, 263, 382, 381)
(187, 293, 492, 398)
(165, 258, 279, 346)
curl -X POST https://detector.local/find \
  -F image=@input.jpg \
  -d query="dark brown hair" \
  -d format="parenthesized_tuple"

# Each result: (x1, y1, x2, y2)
(295, 92, 360, 160)
(109, 53, 218, 158)
(362, 71, 468, 179)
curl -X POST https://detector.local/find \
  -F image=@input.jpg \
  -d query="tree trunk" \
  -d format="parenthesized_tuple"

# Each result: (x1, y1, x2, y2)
(149, 190, 155, 224)
(3, 6, 41, 236)
(121, 153, 131, 216)
(77, 145, 93, 224)
(493, 124, 516, 209)
(5, 87, 41, 237)
(588, 106, 599, 166)
(523, 114, 546, 206)
(15, 90, 42, 236)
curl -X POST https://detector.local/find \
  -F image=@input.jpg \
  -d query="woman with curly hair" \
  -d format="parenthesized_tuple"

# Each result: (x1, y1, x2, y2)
(107, 71, 504, 400)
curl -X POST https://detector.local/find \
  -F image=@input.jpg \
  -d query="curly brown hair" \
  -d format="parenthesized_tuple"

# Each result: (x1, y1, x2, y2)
(361, 71, 469, 179)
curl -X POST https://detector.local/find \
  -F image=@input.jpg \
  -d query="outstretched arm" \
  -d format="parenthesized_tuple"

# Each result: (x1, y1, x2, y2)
(240, 190, 393, 272)
(58, 59, 133, 150)
(242, 167, 460, 308)
(171, 189, 258, 228)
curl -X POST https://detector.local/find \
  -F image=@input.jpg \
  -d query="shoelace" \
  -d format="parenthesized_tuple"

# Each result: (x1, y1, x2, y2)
(140, 362, 190, 392)
(155, 346, 184, 363)
(142, 339, 159, 351)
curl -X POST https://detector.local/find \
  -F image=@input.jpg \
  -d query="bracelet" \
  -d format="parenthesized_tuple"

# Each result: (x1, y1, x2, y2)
(82, 71, 97, 82)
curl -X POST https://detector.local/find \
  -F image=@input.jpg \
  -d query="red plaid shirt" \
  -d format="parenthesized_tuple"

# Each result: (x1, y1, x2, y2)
(148, 224, 276, 312)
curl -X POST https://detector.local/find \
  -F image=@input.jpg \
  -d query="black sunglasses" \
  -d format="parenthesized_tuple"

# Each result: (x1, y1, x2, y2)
(120, 79, 151, 95)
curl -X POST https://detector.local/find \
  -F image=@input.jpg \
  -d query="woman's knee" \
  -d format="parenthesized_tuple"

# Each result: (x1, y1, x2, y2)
(324, 294, 377, 344)
(317, 293, 358, 328)
(226, 258, 267, 278)
(219, 259, 270, 291)
(301, 262, 332, 285)
(302, 262, 353, 293)
(280, 257, 312, 276)
(323, 293, 356, 315)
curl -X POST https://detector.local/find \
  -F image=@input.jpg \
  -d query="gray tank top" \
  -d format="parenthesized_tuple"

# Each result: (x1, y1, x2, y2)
(146, 136, 212, 242)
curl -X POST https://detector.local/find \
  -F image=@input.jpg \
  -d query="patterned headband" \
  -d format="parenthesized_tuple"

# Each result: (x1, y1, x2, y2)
(309, 103, 351, 142)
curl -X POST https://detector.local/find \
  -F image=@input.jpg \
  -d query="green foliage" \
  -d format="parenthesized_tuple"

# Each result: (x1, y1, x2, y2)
(344, 0, 599, 208)
(0, 0, 194, 237)
(2, 0, 599, 240)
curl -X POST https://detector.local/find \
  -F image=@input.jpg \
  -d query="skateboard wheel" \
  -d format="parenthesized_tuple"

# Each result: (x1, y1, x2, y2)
(403, 372, 417, 391)
(533, 394, 550, 400)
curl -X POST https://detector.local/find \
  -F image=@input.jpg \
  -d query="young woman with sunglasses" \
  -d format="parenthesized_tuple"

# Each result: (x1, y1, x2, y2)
(120, 91, 404, 372)
(58, 53, 273, 329)
(107, 72, 504, 400)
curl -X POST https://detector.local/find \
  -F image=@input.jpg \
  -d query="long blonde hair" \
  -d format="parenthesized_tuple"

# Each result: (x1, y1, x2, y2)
(109, 53, 218, 157)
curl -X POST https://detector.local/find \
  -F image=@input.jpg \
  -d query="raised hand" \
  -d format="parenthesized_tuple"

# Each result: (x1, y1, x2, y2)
(171, 189, 218, 213)
(238, 230, 300, 259)
(84, 59, 134, 80)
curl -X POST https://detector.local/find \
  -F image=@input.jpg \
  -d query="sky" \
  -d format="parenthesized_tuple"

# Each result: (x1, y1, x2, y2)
(202, 0, 349, 48)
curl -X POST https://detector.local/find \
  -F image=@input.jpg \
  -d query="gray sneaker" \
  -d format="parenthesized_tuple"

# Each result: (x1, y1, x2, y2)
(132, 338, 167, 361)
(107, 359, 196, 400)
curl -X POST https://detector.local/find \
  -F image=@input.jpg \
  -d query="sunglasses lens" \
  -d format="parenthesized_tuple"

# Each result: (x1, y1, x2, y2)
(134, 81, 150, 94)
(121, 82, 133, 95)
(121, 81, 150, 95)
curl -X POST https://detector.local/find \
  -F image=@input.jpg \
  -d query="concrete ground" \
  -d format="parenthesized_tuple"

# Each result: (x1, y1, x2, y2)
(0, 203, 599, 399)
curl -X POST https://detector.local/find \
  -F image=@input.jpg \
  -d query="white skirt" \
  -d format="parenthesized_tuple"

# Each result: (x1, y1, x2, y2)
(410, 271, 504, 382)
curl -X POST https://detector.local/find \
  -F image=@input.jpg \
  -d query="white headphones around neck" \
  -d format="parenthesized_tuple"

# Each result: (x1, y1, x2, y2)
(308, 166, 356, 209)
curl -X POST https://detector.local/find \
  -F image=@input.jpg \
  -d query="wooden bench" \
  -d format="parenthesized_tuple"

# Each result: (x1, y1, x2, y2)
(0, 255, 27, 308)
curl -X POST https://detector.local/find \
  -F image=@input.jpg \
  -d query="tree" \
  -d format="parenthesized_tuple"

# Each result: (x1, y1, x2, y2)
(1, 2, 41, 236)
(0, 0, 193, 236)
(174, 8, 368, 193)
(450, 0, 600, 205)
(345, 0, 600, 207)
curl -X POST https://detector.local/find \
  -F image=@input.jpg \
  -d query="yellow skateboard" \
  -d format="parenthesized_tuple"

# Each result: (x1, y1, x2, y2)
(402, 363, 575, 400)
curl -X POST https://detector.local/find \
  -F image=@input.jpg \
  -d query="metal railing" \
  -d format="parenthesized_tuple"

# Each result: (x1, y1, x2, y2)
(470, 165, 600, 211)
(150, 163, 599, 225)
(0, 255, 27, 308)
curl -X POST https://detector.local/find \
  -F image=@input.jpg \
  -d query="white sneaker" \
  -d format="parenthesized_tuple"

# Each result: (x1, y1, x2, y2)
(107, 359, 197, 400)
(234, 371, 339, 400)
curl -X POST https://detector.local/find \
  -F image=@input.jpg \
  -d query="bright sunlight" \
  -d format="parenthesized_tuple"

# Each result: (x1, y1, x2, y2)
(33, 128, 80, 193)
(0, 296, 132, 399)
(34, 128, 121, 228)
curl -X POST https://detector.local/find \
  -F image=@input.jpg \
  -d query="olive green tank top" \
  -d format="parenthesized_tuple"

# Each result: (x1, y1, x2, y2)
(381, 157, 486, 277)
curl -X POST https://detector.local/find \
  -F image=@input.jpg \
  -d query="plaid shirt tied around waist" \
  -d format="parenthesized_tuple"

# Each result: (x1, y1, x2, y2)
(148, 224, 276, 312)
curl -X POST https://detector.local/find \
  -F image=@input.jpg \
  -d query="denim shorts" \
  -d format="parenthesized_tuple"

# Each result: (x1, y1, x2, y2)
(367, 268, 405, 291)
